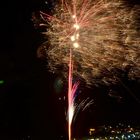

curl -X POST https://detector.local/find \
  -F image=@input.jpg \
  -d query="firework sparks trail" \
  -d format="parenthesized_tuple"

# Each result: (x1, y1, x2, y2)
(68, 48, 80, 140)
(35, 0, 140, 86)
(68, 49, 93, 140)
(72, 97, 94, 123)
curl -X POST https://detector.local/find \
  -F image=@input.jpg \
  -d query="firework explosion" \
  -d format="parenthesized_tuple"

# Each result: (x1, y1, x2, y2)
(33, 0, 140, 139)
(35, 0, 140, 86)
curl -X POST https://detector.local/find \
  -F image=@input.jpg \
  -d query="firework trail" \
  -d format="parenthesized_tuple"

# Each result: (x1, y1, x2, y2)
(67, 48, 78, 140)
(35, 0, 140, 86)
(67, 49, 93, 140)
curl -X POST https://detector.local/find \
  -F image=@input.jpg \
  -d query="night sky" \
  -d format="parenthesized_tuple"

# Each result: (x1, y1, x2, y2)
(0, 0, 140, 140)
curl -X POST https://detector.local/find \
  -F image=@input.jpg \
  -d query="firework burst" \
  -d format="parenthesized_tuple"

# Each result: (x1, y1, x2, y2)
(32, 0, 140, 139)
(35, 0, 140, 86)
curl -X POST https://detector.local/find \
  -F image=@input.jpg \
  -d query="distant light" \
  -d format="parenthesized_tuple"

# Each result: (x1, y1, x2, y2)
(132, 134, 135, 138)
(122, 135, 124, 138)
(45, 1, 48, 4)
(0, 80, 4, 84)
(89, 128, 95, 135)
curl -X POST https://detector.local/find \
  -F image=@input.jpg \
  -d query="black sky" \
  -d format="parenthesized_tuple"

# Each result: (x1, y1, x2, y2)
(0, 0, 140, 139)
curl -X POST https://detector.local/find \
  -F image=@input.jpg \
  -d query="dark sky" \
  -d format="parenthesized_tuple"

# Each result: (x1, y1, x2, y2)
(0, 0, 140, 140)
